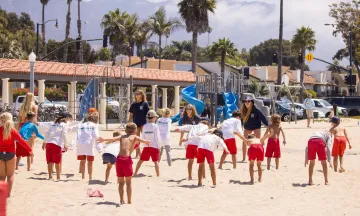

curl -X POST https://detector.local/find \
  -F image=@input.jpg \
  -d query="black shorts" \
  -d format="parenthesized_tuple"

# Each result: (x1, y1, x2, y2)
(0, 152, 15, 161)
(102, 153, 116, 165)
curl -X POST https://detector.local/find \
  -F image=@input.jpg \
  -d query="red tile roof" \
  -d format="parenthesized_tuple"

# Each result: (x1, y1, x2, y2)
(0, 58, 195, 83)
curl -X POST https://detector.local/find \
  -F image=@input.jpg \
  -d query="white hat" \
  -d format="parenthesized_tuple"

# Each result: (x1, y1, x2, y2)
(147, 110, 158, 118)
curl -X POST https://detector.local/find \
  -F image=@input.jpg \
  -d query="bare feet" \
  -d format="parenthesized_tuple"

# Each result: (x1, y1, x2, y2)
(339, 168, 345, 173)
(218, 166, 222, 170)
(188, 176, 192, 180)
(267, 167, 270, 170)
(250, 179, 254, 184)
(128, 201, 132, 204)
(198, 183, 203, 187)
(210, 185, 216, 188)
(325, 181, 329, 185)
(258, 178, 262, 183)
(308, 180, 313, 186)
(120, 200, 125, 204)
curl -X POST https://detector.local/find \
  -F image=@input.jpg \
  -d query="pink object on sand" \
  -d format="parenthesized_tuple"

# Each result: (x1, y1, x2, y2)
(87, 188, 104, 198)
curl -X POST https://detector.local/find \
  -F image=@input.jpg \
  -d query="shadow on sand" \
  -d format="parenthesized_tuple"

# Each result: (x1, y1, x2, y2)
(88, 180, 106, 185)
(167, 178, 186, 184)
(229, 180, 254, 185)
(96, 201, 120, 207)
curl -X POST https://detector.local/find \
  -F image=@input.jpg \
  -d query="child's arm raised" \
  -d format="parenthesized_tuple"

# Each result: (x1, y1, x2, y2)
(32, 124, 45, 140)
(280, 127, 286, 145)
(344, 128, 352, 149)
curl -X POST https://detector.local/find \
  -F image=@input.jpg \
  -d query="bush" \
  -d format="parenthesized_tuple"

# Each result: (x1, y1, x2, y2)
(44, 87, 66, 101)
(305, 89, 317, 98)
(13, 88, 38, 101)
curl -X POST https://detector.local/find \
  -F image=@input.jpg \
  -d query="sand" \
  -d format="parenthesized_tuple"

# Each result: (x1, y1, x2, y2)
(7, 119, 360, 216)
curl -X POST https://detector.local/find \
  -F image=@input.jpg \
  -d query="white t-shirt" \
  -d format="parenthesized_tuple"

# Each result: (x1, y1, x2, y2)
(44, 122, 68, 148)
(76, 122, 100, 156)
(104, 142, 120, 157)
(178, 123, 209, 147)
(221, 117, 243, 140)
(198, 134, 228, 152)
(157, 117, 172, 146)
(141, 122, 162, 149)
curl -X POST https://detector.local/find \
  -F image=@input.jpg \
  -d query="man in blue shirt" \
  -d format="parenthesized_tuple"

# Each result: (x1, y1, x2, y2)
(303, 94, 315, 128)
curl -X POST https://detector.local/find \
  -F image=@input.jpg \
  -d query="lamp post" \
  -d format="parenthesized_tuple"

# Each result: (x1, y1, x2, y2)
(29, 52, 37, 94)
(325, 23, 355, 96)
(36, 19, 58, 56)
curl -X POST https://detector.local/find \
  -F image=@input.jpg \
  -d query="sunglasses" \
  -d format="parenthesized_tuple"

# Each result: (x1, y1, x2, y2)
(243, 100, 251, 103)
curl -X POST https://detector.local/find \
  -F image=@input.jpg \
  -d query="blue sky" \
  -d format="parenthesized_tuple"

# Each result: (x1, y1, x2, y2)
(2, 0, 351, 70)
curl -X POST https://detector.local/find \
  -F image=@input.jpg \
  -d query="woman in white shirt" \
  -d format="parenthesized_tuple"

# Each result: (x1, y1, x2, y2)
(76, 112, 100, 180)
(157, 109, 172, 166)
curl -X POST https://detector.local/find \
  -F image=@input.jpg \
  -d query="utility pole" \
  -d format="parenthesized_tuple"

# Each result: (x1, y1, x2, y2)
(349, 30, 353, 96)
(277, 0, 283, 86)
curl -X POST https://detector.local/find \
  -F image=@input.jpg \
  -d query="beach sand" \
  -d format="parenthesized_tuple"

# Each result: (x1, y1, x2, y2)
(7, 119, 360, 216)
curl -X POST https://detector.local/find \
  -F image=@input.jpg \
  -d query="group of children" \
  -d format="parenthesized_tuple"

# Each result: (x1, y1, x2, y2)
(11, 105, 352, 205)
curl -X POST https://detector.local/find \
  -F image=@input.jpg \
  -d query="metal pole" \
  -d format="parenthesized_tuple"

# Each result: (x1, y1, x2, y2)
(349, 30, 353, 96)
(195, 76, 199, 99)
(36, 23, 40, 56)
(130, 74, 133, 104)
(30, 62, 35, 93)
(155, 88, 158, 111)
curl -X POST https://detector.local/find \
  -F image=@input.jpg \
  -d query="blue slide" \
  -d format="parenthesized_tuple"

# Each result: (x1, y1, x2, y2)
(222, 92, 238, 120)
(79, 78, 99, 120)
(171, 85, 205, 123)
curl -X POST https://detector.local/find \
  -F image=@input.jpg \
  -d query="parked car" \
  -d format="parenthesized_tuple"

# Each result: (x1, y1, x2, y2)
(15, 96, 67, 114)
(323, 96, 360, 116)
(312, 99, 347, 117)
(256, 97, 271, 107)
(287, 102, 326, 118)
(275, 101, 303, 122)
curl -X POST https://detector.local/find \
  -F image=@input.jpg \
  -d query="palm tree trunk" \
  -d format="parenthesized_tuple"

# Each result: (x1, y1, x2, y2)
(128, 47, 132, 66)
(300, 48, 305, 102)
(42, 3, 46, 56)
(63, 2, 71, 62)
(277, 0, 283, 86)
(140, 46, 144, 68)
(77, 0, 83, 63)
(221, 51, 225, 87)
(158, 35, 162, 69)
(192, 30, 198, 73)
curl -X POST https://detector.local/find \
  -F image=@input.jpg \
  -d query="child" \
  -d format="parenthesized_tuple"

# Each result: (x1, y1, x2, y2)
(329, 116, 352, 172)
(98, 123, 150, 204)
(175, 118, 210, 180)
(134, 110, 162, 177)
(157, 108, 172, 166)
(76, 112, 101, 180)
(247, 131, 274, 184)
(42, 113, 69, 180)
(18, 112, 44, 171)
(196, 129, 230, 187)
(219, 110, 248, 169)
(264, 114, 286, 170)
(102, 131, 121, 183)
(305, 131, 333, 185)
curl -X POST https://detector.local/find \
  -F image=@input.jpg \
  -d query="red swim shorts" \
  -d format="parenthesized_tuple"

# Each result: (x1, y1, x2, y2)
(15, 142, 31, 157)
(46, 143, 62, 164)
(265, 138, 281, 158)
(185, 144, 198, 159)
(77, 155, 95, 161)
(116, 156, 133, 177)
(140, 147, 160, 162)
(332, 136, 347, 157)
(134, 143, 140, 149)
(248, 144, 264, 161)
(307, 138, 327, 161)
(197, 148, 215, 164)
(223, 138, 237, 155)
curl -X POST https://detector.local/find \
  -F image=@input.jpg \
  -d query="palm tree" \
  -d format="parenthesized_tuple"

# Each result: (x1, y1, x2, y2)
(40, 0, 50, 56)
(248, 80, 269, 97)
(0, 33, 23, 58)
(172, 40, 191, 60)
(207, 26, 212, 46)
(135, 21, 152, 68)
(77, 0, 83, 63)
(292, 26, 316, 102)
(178, 0, 216, 73)
(123, 13, 140, 66)
(210, 38, 238, 86)
(149, 6, 182, 69)
(63, 0, 72, 62)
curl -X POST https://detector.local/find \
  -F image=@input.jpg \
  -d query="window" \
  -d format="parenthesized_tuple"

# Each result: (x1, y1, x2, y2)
(175, 64, 192, 71)
(344, 98, 360, 106)
(314, 101, 322, 108)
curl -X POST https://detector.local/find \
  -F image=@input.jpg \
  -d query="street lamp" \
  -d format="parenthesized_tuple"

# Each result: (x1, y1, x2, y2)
(29, 52, 37, 94)
(36, 19, 58, 56)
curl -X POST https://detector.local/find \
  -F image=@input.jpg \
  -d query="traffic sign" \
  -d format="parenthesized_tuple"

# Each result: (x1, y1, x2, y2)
(306, 53, 314, 62)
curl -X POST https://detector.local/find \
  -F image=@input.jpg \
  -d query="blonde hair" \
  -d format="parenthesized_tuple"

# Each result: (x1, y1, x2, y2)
(182, 104, 197, 119)
(134, 89, 146, 102)
(125, 122, 137, 134)
(270, 114, 281, 126)
(158, 108, 171, 117)
(0, 112, 14, 140)
(240, 102, 253, 123)
(19, 93, 35, 121)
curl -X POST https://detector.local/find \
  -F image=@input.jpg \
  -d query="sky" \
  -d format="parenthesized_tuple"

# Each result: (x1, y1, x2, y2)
(1, 0, 351, 70)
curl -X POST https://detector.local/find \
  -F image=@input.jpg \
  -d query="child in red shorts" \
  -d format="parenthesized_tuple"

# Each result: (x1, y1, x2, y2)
(329, 116, 352, 173)
(263, 114, 286, 170)
(196, 129, 230, 187)
(98, 123, 150, 204)
(247, 130, 273, 184)
(134, 110, 162, 177)
(219, 110, 247, 169)
(305, 131, 333, 185)
(42, 113, 69, 180)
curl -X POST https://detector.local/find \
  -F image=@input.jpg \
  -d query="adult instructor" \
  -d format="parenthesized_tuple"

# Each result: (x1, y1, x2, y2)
(240, 96, 269, 162)
(304, 94, 315, 128)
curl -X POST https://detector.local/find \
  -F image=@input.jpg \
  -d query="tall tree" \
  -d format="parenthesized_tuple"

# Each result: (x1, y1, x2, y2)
(207, 26, 212, 46)
(210, 38, 238, 85)
(172, 40, 192, 60)
(292, 26, 316, 102)
(149, 6, 182, 69)
(135, 21, 152, 68)
(63, 0, 72, 62)
(77, 0, 83, 63)
(178, 0, 216, 73)
(277, 0, 284, 85)
(40, 0, 50, 56)
(123, 13, 139, 66)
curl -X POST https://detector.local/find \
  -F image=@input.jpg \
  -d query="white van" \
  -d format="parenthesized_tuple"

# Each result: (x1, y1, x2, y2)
(312, 99, 346, 117)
